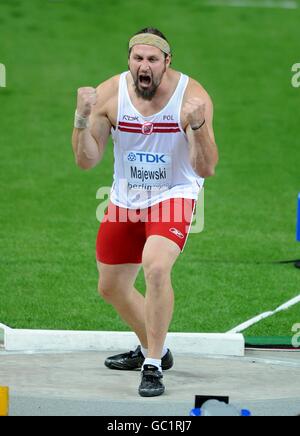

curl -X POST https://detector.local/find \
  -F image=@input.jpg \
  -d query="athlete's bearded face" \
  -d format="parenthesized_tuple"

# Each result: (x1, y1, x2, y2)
(129, 45, 170, 101)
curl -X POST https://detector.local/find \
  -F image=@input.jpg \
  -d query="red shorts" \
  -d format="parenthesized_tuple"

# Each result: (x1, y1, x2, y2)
(96, 198, 196, 265)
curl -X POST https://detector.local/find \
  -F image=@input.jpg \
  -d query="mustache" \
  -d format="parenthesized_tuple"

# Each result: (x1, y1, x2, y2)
(138, 68, 152, 76)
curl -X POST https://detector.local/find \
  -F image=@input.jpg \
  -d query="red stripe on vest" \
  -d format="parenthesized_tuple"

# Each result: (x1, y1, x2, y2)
(119, 127, 142, 133)
(153, 128, 181, 133)
(119, 127, 181, 134)
(119, 121, 179, 128)
(153, 123, 179, 128)
(119, 122, 142, 128)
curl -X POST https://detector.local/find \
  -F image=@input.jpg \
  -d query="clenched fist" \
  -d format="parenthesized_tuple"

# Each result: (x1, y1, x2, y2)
(182, 97, 206, 130)
(77, 87, 97, 118)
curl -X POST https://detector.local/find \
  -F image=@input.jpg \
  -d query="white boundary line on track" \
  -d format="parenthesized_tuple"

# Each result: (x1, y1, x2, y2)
(227, 295, 300, 333)
(202, 0, 298, 9)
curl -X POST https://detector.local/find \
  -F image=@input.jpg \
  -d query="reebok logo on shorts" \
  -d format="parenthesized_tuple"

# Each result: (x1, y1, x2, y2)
(169, 228, 184, 239)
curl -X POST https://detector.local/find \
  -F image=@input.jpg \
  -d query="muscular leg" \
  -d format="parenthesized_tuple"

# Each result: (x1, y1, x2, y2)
(97, 262, 148, 348)
(142, 236, 181, 360)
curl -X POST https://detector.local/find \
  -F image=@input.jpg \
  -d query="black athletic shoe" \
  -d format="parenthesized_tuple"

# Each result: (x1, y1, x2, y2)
(139, 365, 165, 397)
(104, 346, 174, 371)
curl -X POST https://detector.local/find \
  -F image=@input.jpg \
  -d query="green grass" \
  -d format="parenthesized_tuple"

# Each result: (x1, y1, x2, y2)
(0, 0, 300, 337)
(244, 304, 300, 337)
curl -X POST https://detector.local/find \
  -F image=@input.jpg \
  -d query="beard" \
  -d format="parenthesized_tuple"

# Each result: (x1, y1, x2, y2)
(132, 65, 166, 101)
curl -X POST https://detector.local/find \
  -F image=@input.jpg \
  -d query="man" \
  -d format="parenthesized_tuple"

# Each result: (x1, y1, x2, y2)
(72, 28, 218, 397)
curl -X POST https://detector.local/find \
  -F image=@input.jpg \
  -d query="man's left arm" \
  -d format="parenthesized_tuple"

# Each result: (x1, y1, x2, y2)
(183, 92, 219, 178)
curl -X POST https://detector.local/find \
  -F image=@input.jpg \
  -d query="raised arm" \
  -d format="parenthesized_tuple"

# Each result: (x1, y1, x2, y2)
(182, 81, 219, 178)
(72, 81, 114, 170)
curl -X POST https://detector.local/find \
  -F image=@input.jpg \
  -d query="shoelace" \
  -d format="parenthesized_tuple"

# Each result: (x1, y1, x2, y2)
(143, 371, 163, 380)
(142, 365, 163, 379)
(129, 346, 142, 358)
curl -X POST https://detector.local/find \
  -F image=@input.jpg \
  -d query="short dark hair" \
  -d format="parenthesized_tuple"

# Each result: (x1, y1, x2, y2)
(128, 27, 171, 59)
(134, 27, 169, 42)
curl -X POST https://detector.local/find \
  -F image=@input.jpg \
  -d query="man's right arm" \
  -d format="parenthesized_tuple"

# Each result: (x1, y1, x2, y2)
(72, 83, 112, 170)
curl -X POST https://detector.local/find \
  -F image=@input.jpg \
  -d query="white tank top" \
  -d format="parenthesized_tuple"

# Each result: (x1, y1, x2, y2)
(110, 71, 204, 209)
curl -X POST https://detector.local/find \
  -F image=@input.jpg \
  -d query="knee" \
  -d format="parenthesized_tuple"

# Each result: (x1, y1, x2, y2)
(144, 263, 169, 290)
(98, 279, 117, 303)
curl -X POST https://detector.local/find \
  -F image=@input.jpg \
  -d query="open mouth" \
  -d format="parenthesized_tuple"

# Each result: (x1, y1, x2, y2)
(139, 74, 152, 86)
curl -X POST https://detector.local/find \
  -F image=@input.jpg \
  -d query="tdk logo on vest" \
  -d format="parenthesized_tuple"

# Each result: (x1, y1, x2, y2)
(127, 152, 166, 164)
